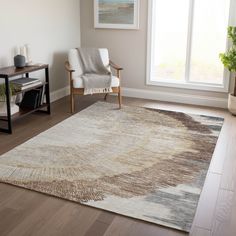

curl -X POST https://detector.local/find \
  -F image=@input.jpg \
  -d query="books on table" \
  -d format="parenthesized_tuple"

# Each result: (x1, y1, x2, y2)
(20, 87, 45, 109)
(11, 77, 43, 91)
(10, 77, 46, 110)
(20, 90, 39, 109)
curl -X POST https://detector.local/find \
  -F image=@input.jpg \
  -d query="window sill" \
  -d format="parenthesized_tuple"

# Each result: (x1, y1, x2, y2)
(147, 79, 229, 93)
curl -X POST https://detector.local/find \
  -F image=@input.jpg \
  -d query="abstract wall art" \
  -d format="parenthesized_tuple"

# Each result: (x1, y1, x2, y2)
(94, 0, 140, 29)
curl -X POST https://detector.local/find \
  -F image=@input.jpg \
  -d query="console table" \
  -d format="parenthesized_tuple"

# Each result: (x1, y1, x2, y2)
(0, 64, 51, 134)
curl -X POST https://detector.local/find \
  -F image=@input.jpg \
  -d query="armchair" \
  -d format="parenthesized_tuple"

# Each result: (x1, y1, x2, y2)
(65, 48, 123, 113)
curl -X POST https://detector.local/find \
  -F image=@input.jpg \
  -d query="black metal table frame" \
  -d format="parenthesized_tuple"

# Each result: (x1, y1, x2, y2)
(0, 65, 50, 134)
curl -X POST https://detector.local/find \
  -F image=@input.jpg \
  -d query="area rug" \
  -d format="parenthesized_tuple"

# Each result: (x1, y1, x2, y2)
(0, 102, 224, 232)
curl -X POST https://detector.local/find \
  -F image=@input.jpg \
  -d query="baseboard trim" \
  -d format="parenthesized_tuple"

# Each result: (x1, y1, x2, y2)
(121, 87, 228, 108)
(50, 86, 70, 103)
(50, 86, 228, 109)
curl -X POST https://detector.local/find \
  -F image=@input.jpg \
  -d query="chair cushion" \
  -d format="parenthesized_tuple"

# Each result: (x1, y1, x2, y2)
(68, 49, 83, 78)
(73, 76, 120, 88)
(68, 48, 111, 79)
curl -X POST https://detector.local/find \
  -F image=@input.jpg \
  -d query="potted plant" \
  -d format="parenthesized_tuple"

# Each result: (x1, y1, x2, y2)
(220, 26, 236, 115)
(0, 83, 19, 116)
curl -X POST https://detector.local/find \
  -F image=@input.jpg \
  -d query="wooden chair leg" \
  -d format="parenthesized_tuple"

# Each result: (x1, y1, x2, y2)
(71, 92, 75, 113)
(104, 93, 109, 101)
(118, 88, 122, 109)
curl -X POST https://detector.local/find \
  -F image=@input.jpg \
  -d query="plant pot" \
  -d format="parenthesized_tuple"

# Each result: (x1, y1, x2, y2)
(0, 96, 19, 116)
(228, 94, 236, 115)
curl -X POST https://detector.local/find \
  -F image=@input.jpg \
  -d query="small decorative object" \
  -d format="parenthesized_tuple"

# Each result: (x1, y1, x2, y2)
(94, 0, 140, 29)
(220, 26, 236, 115)
(14, 55, 26, 68)
(25, 44, 33, 65)
(0, 83, 19, 116)
(14, 44, 33, 67)
(20, 46, 27, 59)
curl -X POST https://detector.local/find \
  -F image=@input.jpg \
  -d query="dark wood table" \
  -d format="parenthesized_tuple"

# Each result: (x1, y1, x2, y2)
(0, 64, 51, 134)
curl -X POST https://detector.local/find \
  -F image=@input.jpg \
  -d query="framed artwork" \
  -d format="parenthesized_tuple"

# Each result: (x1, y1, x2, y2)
(94, 0, 140, 29)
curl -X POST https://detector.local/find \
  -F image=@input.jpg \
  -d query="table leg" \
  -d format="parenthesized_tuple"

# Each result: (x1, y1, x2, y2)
(45, 67, 51, 114)
(5, 77, 12, 134)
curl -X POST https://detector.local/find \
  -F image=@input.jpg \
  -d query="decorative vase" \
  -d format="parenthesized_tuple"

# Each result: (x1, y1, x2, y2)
(228, 93, 236, 115)
(14, 55, 26, 68)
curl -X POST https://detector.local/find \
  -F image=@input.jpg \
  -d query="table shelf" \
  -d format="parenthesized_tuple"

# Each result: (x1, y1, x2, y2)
(14, 81, 48, 95)
(0, 64, 50, 134)
(0, 103, 49, 120)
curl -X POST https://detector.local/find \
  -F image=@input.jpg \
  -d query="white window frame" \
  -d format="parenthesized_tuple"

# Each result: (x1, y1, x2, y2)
(146, 0, 235, 93)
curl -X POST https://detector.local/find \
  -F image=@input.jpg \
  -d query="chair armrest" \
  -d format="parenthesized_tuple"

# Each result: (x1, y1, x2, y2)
(65, 61, 75, 73)
(109, 60, 123, 71)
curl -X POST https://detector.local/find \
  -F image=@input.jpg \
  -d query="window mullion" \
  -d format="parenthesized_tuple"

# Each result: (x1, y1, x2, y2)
(185, 0, 195, 83)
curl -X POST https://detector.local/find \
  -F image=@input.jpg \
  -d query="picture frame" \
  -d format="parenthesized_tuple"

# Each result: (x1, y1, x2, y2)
(94, 0, 140, 30)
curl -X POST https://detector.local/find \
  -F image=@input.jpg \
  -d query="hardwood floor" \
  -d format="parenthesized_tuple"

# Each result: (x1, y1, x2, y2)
(0, 94, 235, 236)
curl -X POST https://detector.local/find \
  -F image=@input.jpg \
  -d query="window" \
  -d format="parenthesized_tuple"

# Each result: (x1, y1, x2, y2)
(147, 0, 233, 92)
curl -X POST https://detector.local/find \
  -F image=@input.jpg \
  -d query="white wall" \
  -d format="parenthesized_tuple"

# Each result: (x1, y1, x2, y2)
(0, 0, 81, 93)
(80, 0, 232, 108)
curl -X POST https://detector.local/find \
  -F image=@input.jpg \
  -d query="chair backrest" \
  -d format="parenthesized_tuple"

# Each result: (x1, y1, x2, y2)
(68, 48, 110, 79)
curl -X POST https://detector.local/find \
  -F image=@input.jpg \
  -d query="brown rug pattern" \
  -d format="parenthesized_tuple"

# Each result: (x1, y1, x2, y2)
(0, 102, 224, 232)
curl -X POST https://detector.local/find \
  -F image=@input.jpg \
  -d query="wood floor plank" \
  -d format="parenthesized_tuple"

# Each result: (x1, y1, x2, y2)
(0, 191, 46, 236)
(83, 211, 116, 236)
(0, 187, 25, 209)
(84, 220, 110, 236)
(103, 216, 186, 236)
(211, 189, 234, 236)
(0, 183, 24, 205)
(125, 221, 185, 236)
(220, 125, 236, 191)
(190, 226, 211, 236)
(1, 187, 40, 210)
(32, 202, 84, 236)
(225, 191, 236, 236)
(31, 202, 98, 236)
(103, 216, 136, 236)
(95, 211, 116, 225)
(54, 204, 101, 236)
(7, 196, 66, 236)
(192, 173, 221, 230)
(0, 207, 19, 235)
(209, 116, 233, 174)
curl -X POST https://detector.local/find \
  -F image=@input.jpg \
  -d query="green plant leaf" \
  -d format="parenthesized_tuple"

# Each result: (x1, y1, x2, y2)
(0, 83, 18, 101)
(220, 26, 236, 72)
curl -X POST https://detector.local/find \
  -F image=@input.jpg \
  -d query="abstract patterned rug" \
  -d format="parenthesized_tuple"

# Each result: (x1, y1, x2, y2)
(0, 102, 224, 232)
